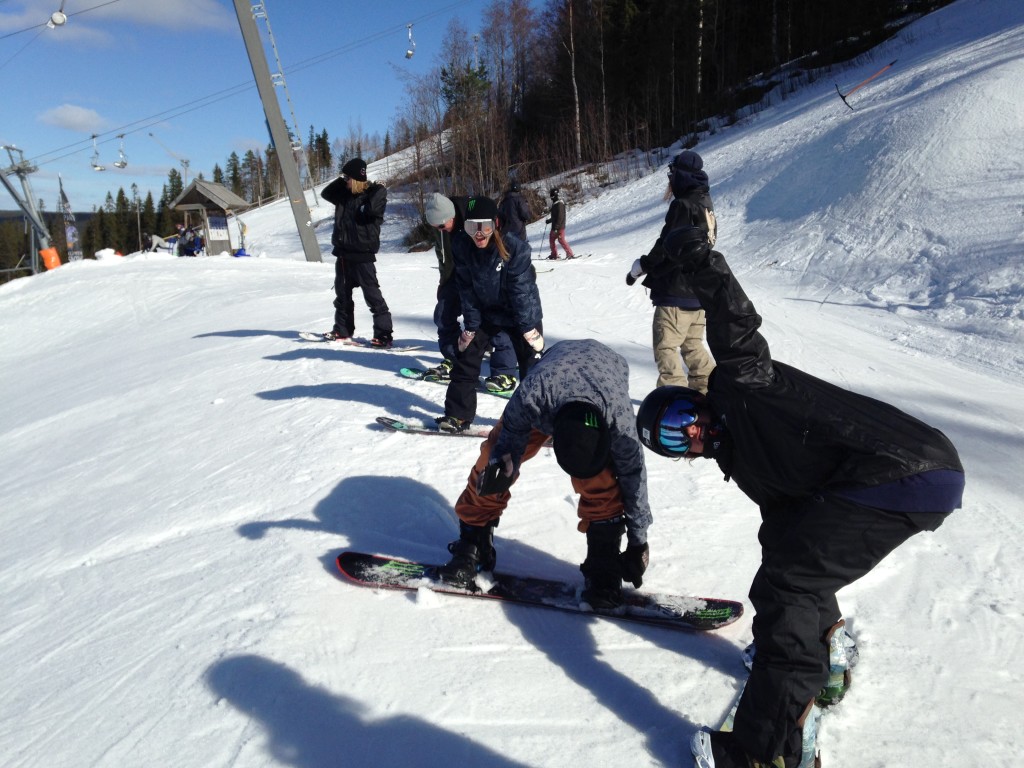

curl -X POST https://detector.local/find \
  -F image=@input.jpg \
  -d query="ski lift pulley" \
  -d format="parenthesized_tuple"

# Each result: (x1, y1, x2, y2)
(113, 134, 128, 168)
(90, 134, 106, 172)
(47, 1, 67, 28)
(405, 24, 416, 59)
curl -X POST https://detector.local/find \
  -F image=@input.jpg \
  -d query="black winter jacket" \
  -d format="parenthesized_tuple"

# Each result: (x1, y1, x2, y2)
(322, 178, 387, 262)
(640, 181, 715, 308)
(453, 231, 542, 334)
(689, 250, 963, 514)
(498, 192, 531, 241)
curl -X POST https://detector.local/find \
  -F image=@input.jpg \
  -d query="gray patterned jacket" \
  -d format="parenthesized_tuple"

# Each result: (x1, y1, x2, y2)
(493, 339, 653, 545)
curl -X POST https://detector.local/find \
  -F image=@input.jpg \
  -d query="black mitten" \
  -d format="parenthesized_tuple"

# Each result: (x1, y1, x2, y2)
(619, 542, 650, 588)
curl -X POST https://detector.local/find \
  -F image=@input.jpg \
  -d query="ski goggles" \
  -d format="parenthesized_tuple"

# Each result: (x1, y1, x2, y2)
(655, 395, 701, 455)
(466, 219, 495, 236)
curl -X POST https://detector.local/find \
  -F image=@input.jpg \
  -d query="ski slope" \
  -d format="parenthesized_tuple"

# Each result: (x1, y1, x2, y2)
(1, 1, 1022, 765)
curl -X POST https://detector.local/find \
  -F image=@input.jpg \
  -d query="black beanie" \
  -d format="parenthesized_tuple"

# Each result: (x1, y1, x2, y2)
(465, 196, 499, 221)
(552, 402, 611, 479)
(342, 158, 367, 181)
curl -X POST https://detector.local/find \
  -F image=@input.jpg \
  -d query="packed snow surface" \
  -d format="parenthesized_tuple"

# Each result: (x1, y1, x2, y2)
(1, 1, 1021, 765)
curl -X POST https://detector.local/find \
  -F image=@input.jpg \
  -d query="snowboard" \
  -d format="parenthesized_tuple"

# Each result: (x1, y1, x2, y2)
(298, 331, 422, 352)
(399, 367, 515, 399)
(376, 415, 493, 438)
(336, 551, 744, 632)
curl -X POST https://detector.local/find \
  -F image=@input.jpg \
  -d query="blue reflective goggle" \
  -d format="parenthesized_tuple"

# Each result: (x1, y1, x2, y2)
(658, 397, 700, 455)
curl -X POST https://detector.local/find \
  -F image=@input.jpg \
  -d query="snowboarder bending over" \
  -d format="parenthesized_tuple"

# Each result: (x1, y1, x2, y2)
(635, 227, 965, 768)
(435, 196, 543, 432)
(424, 192, 520, 392)
(438, 338, 652, 609)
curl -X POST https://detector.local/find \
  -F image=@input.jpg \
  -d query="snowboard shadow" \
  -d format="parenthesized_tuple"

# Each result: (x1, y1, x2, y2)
(237, 473, 745, 764)
(206, 654, 532, 768)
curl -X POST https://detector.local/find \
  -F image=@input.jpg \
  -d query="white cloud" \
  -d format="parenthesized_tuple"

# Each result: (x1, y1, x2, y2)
(37, 103, 107, 133)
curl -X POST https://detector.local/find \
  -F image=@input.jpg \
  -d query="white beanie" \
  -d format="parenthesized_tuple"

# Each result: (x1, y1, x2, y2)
(425, 193, 456, 226)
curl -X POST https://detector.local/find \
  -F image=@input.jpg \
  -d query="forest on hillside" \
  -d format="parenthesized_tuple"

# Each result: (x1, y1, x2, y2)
(3, 0, 954, 274)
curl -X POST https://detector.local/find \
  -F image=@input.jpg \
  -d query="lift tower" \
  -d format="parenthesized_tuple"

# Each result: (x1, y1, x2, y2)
(233, 1, 321, 263)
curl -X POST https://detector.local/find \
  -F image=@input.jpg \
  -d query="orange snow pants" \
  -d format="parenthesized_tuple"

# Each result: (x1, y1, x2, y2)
(454, 420, 625, 531)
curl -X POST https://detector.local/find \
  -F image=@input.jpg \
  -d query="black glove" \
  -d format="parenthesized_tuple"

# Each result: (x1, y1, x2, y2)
(544, 218, 551, 224)
(477, 460, 514, 496)
(619, 542, 649, 588)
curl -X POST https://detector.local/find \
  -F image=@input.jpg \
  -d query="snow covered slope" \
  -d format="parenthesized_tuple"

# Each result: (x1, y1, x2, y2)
(1, 1, 1021, 766)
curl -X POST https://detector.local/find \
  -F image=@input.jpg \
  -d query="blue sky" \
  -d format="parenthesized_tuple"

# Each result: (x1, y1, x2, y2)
(1, 0, 487, 214)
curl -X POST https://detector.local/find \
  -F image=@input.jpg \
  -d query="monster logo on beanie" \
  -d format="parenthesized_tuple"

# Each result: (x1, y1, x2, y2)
(552, 402, 611, 479)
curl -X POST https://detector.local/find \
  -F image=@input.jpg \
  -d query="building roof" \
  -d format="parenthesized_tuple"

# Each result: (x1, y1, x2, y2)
(171, 179, 251, 213)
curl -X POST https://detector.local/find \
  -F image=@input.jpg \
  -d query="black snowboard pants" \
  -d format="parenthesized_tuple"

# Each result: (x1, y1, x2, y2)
(333, 258, 393, 339)
(444, 323, 541, 422)
(733, 492, 947, 766)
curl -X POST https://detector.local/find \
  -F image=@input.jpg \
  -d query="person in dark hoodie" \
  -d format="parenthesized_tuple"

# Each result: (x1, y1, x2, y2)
(497, 180, 532, 243)
(318, 158, 393, 348)
(436, 196, 543, 433)
(635, 226, 965, 768)
(627, 150, 717, 392)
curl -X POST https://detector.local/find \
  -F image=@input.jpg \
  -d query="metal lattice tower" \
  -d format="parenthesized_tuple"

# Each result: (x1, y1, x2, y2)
(250, 2, 318, 203)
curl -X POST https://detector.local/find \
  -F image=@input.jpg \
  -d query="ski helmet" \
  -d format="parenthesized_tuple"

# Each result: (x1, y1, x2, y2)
(636, 386, 708, 457)
(549, 187, 560, 200)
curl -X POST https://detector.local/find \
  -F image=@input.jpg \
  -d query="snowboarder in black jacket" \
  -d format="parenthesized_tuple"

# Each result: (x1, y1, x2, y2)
(627, 150, 717, 392)
(635, 227, 965, 768)
(320, 158, 393, 347)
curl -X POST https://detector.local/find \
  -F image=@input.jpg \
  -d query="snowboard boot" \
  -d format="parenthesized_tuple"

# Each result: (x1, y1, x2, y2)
(740, 620, 858, 707)
(424, 358, 454, 380)
(370, 333, 393, 349)
(579, 516, 626, 610)
(797, 700, 822, 768)
(483, 373, 517, 393)
(437, 521, 497, 588)
(691, 730, 787, 768)
(436, 415, 471, 433)
(817, 619, 858, 706)
(321, 329, 350, 342)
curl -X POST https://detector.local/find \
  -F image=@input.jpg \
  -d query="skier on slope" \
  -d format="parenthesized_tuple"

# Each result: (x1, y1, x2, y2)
(423, 193, 520, 393)
(437, 338, 652, 609)
(435, 196, 544, 432)
(627, 149, 717, 393)
(634, 226, 965, 768)
(545, 187, 575, 260)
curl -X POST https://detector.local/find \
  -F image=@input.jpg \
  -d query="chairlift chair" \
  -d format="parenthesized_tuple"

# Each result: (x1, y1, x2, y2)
(90, 134, 106, 172)
(405, 24, 416, 59)
(113, 134, 128, 168)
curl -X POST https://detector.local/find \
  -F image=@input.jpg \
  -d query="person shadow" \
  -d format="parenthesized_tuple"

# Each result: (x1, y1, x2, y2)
(206, 655, 533, 768)
(252, 382, 500, 430)
(237, 474, 744, 765)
